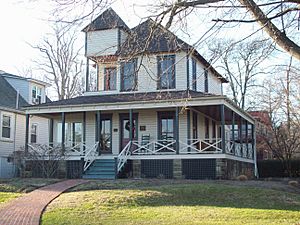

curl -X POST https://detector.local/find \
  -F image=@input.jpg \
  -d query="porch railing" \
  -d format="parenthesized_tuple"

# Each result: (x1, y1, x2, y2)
(83, 142, 99, 172)
(131, 139, 176, 155)
(117, 141, 132, 173)
(179, 138, 222, 154)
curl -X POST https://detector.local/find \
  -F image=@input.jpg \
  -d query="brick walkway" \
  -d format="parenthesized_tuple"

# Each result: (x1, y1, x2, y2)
(0, 179, 88, 225)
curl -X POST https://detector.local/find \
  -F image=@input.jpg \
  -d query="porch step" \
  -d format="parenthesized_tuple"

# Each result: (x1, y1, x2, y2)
(83, 159, 116, 180)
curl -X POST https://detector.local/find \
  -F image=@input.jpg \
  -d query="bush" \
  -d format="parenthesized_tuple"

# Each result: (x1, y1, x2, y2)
(258, 160, 300, 178)
(288, 180, 299, 187)
(236, 175, 248, 181)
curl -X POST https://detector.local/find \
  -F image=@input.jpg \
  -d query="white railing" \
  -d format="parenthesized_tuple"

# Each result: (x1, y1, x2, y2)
(180, 138, 222, 154)
(117, 141, 132, 173)
(83, 142, 99, 172)
(131, 139, 176, 155)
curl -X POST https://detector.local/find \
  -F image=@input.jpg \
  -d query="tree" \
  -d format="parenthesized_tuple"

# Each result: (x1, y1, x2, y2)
(152, 0, 300, 61)
(208, 38, 273, 109)
(32, 25, 83, 100)
(258, 59, 300, 176)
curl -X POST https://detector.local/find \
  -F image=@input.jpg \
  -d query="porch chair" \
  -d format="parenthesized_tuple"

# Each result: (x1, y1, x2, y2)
(141, 134, 151, 153)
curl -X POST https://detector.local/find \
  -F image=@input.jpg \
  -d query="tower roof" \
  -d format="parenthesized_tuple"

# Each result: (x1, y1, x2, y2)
(82, 8, 130, 32)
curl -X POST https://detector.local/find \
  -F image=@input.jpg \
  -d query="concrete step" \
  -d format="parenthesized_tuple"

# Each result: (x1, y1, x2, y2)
(82, 174, 115, 179)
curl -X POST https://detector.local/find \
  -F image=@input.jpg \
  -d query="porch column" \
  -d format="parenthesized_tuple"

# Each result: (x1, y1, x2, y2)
(61, 112, 65, 153)
(251, 123, 255, 160)
(49, 118, 54, 147)
(129, 109, 133, 142)
(231, 111, 235, 156)
(187, 109, 191, 152)
(220, 104, 226, 153)
(96, 111, 101, 155)
(25, 114, 30, 153)
(175, 107, 180, 154)
(245, 120, 249, 158)
(82, 112, 86, 155)
(85, 58, 89, 92)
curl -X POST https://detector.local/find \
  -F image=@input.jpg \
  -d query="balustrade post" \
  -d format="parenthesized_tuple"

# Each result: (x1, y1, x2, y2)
(175, 107, 180, 154)
(220, 105, 226, 153)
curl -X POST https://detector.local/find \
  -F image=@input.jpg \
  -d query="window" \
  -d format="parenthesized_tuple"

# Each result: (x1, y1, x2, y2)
(32, 86, 42, 104)
(205, 117, 209, 139)
(204, 69, 208, 93)
(192, 58, 197, 91)
(72, 123, 82, 148)
(2, 115, 11, 139)
(57, 122, 82, 146)
(100, 116, 112, 153)
(158, 112, 175, 139)
(158, 55, 175, 89)
(121, 60, 137, 91)
(31, 124, 37, 143)
(104, 67, 117, 91)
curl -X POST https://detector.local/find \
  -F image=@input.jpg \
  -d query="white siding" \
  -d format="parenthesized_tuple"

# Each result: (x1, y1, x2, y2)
(120, 29, 128, 45)
(188, 55, 222, 95)
(86, 29, 118, 56)
(208, 74, 222, 95)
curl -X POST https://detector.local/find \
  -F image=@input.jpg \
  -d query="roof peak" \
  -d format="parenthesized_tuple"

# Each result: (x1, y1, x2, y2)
(82, 7, 130, 32)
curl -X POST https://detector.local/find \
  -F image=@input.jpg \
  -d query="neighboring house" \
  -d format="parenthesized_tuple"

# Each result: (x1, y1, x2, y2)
(0, 71, 50, 178)
(25, 8, 256, 179)
(248, 111, 273, 160)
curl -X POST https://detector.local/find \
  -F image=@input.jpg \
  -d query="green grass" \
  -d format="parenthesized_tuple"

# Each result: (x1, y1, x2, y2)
(42, 180, 300, 225)
(0, 178, 60, 207)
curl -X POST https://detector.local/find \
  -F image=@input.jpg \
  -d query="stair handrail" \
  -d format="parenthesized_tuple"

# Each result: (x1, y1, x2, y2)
(83, 142, 99, 172)
(117, 141, 132, 173)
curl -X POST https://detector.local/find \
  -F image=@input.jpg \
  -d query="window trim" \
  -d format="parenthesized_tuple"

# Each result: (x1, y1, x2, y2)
(1, 113, 13, 140)
(157, 55, 176, 90)
(120, 59, 138, 92)
(32, 85, 42, 104)
(104, 67, 117, 91)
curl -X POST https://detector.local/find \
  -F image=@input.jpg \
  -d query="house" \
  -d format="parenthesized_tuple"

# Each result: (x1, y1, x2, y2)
(24, 8, 257, 179)
(248, 111, 273, 160)
(0, 71, 50, 178)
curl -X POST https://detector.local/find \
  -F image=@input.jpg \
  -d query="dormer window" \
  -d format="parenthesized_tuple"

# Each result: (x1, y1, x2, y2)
(157, 55, 175, 89)
(104, 67, 117, 91)
(32, 86, 42, 104)
(121, 59, 137, 91)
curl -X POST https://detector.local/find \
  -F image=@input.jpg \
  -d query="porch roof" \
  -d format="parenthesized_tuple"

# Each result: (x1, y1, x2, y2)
(23, 90, 255, 123)
(25, 90, 215, 108)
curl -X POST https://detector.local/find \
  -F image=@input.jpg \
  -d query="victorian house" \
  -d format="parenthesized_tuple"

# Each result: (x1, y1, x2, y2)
(25, 8, 257, 179)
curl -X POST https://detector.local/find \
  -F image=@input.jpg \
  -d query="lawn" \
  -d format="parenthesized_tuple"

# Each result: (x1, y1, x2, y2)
(42, 180, 300, 225)
(0, 178, 59, 206)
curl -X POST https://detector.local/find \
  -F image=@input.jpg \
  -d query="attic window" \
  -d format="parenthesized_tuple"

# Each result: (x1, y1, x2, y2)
(157, 55, 175, 90)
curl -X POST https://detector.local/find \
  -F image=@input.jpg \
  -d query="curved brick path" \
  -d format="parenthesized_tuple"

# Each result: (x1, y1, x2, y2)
(0, 179, 88, 225)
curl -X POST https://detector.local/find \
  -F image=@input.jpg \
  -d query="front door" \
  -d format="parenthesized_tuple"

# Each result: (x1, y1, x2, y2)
(120, 114, 138, 152)
(98, 114, 112, 154)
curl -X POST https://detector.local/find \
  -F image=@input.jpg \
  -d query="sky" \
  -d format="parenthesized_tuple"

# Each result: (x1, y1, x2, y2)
(0, 0, 296, 101)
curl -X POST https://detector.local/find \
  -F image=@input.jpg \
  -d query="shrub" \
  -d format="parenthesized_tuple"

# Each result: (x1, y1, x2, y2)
(236, 175, 248, 181)
(288, 180, 299, 187)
